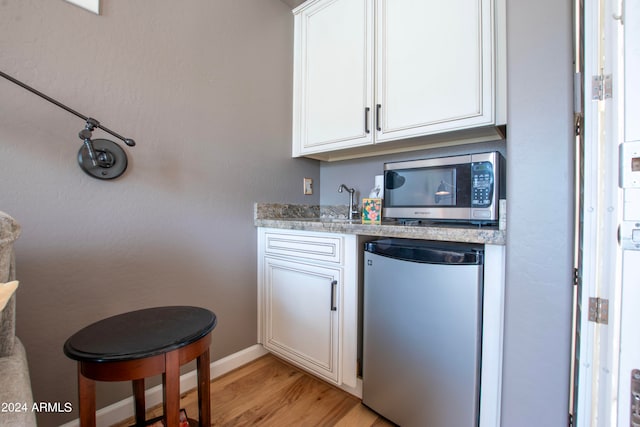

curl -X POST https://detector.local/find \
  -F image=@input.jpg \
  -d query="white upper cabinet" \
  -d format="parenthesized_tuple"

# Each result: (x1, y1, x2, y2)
(376, 0, 495, 141)
(292, 0, 374, 155)
(292, 0, 506, 161)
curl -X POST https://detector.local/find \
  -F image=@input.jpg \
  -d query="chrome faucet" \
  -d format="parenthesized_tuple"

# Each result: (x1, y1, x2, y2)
(338, 184, 359, 220)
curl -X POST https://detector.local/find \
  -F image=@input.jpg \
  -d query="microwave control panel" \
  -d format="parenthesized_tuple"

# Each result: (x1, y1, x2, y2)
(471, 162, 494, 208)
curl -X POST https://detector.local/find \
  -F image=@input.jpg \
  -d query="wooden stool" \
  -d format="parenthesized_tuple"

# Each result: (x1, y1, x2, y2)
(63, 306, 217, 427)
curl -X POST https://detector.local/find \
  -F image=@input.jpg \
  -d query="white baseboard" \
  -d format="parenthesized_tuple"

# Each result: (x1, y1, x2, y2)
(60, 344, 268, 427)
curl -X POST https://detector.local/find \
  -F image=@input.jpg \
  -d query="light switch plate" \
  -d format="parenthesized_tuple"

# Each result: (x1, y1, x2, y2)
(620, 141, 640, 188)
(303, 178, 313, 195)
(621, 221, 640, 250)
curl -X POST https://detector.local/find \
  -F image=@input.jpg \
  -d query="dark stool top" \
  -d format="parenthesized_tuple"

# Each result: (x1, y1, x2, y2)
(64, 306, 217, 363)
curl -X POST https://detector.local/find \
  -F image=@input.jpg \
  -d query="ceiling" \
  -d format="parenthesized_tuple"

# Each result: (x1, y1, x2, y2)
(280, 0, 306, 9)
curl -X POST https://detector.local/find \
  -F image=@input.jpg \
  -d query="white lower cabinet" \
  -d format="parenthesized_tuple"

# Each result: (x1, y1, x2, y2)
(257, 228, 358, 389)
(263, 256, 341, 382)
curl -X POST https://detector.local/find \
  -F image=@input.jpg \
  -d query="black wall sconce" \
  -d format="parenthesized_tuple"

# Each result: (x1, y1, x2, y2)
(0, 70, 135, 180)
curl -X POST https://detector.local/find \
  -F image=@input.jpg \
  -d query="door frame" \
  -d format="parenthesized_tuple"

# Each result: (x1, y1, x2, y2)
(573, 0, 626, 425)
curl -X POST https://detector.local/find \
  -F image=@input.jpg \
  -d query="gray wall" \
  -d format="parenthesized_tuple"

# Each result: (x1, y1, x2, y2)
(318, 1, 575, 426)
(0, 1, 319, 426)
(501, 0, 574, 424)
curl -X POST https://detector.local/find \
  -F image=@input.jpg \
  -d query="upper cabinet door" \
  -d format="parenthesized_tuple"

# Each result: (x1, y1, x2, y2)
(375, 0, 495, 142)
(293, 0, 374, 156)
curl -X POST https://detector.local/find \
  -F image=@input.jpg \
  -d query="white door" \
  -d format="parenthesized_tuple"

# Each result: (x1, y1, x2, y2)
(263, 256, 341, 383)
(292, 0, 374, 155)
(576, 0, 640, 425)
(374, 0, 494, 143)
(617, 0, 640, 424)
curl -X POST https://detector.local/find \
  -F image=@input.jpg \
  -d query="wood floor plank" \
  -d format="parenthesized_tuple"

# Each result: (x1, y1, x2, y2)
(111, 353, 393, 427)
(235, 374, 356, 427)
(210, 357, 306, 424)
(333, 402, 384, 427)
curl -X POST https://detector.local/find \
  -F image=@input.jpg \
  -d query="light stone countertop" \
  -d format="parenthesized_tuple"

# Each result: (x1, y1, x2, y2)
(254, 203, 505, 245)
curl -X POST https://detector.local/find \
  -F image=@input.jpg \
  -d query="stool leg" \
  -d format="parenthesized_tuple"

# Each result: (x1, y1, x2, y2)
(77, 364, 96, 427)
(197, 348, 211, 427)
(132, 379, 146, 426)
(163, 350, 180, 427)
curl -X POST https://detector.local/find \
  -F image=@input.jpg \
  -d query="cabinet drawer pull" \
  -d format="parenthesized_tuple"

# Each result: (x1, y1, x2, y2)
(365, 107, 370, 134)
(376, 104, 382, 132)
(330, 280, 337, 311)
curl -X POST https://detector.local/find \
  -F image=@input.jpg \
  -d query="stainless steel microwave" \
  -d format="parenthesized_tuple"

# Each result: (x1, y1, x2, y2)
(383, 152, 505, 223)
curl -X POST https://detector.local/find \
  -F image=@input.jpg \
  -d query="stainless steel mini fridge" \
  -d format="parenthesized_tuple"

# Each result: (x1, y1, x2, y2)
(362, 238, 484, 427)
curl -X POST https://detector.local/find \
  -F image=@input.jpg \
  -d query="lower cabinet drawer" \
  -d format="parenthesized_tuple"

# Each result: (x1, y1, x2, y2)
(263, 230, 342, 264)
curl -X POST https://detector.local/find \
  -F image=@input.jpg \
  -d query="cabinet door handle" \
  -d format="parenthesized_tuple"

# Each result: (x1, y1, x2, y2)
(376, 104, 382, 132)
(365, 107, 370, 134)
(330, 280, 337, 311)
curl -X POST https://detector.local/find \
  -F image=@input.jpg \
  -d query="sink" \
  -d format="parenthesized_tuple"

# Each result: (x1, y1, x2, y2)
(277, 217, 362, 224)
(319, 218, 361, 224)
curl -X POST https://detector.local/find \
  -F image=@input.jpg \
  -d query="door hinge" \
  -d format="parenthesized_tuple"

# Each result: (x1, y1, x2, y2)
(573, 268, 580, 286)
(591, 74, 612, 101)
(588, 297, 609, 324)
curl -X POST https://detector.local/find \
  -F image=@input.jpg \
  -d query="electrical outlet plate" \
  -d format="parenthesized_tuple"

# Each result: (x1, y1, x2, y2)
(303, 178, 313, 195)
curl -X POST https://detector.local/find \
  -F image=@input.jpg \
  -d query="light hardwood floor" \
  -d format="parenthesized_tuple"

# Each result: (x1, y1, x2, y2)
(112, 354, 394, 426)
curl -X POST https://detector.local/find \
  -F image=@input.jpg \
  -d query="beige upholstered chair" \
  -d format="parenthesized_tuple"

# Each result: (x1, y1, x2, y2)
(0, 212, 36, 426)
